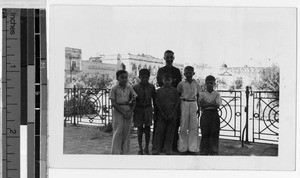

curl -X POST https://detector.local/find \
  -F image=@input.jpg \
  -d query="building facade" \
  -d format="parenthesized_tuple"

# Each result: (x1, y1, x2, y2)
(64, 47, 266, 90)
(65, 48, 120, 85)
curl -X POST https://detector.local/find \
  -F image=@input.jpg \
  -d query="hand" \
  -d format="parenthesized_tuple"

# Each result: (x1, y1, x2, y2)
(199, 99, 206, 106)
(197, 109, 200, 118)
(124, 111, 133, 120)
(199, 98, 206, 105)
(209, 100, 217, 107)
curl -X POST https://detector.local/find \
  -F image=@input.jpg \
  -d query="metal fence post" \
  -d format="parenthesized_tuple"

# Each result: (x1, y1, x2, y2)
(245, 86, 250, 143)
(242, 86, 250, 146)
(73, 85, 77, 126)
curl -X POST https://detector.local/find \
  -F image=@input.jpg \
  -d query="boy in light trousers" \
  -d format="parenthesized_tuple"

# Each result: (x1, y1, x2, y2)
(177, 66, 201, 155)
(109, 70, 137, 154)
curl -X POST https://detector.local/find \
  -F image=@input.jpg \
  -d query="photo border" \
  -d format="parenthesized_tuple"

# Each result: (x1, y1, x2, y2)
(48, 1, 297, 171)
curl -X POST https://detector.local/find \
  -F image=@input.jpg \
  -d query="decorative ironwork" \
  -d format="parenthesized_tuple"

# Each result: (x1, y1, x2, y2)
(63, 87, 279, 145)
(217, 90, 242, 140)
(64, 87, 112, 126)
(252, 91, 279, 143)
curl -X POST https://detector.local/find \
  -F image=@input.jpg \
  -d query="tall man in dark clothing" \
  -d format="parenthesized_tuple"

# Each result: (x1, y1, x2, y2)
(155, 50, 182, 152)
(156, 50, 182, 88)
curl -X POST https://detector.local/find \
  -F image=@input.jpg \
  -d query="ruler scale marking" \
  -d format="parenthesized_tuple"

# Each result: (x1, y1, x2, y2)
(40, 9, 47, 178)
(34, 9, 41, 178)
(2, 9, 21, 178)
(27, 8, 35, 178)
(21, 9, 28, 126)
(2, 8, 47, 178)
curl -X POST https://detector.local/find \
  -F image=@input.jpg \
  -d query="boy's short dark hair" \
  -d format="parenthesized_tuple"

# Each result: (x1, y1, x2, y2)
(116, 70, 128, 79)
(164, 50, 174, 55)
(184, 66, 194, 72)
(139, 68, 150, 77)
(205, 75, 216, 82)
(162, 73, 173, 80)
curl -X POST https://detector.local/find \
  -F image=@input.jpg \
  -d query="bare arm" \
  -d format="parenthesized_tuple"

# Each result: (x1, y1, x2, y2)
(124, 101, 136, 120)
(199, 99, 219, 109)
(196, 93, 200, 117)
(111, 99, 126, 116)
(124, 87, 138, 119)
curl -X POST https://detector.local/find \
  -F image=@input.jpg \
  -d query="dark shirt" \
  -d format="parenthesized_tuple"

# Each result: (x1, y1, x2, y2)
(133, 83, 156, 108)
(155, 86, 180, 118)
(156, 66, 182, 88)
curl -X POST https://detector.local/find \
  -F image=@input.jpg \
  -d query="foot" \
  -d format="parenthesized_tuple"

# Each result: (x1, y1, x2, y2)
(172, 147, 178, 152)
(187, 151, 198, 155)
(165, 151, 173, 155)
(137, 150, 143, 155)
(179, 151, 188, 155)
(151, 151, 159, 155)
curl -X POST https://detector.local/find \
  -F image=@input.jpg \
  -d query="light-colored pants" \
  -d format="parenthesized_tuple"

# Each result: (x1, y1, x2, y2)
(178, 101, 199, 152)
(111, 106, 132, 154)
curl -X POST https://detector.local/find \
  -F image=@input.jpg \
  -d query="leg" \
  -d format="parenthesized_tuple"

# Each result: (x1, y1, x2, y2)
(122, 115, 132, 155)
(178, 102, 189, 153)
(200, 132, 210, 155)
(144, 126, 151, 154)
(173, 110, 181, 151)
(199, 113, 210, 155)
(188, 102, 199, 152)
(209, 111, 220, 155)
(152, 108, 158, 151)
(163, 118, 177, 154)
(152, 117, 166, 154)
(137, 126, 144, 155)
(111, 110, 124, 154)
(209, 131, 220, 155)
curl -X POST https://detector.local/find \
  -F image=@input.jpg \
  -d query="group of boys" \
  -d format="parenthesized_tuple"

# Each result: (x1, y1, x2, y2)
(109, 50, 222, 155)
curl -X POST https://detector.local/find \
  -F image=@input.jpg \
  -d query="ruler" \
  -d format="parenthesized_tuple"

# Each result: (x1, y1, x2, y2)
(2, 8, 47, 178)
(2, 8, 21, 178)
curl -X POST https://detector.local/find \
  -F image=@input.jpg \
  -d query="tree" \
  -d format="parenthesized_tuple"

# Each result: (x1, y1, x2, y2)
(75, 72, 114, 89)
(234, 77, 243, 89)
(128, 72, 140, 85)
(195, 77, 206, 92)
(252, 64, 279, 92)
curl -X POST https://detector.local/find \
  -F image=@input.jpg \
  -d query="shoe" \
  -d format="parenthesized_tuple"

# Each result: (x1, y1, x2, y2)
(166, 152, 173, 155)
(179, 151, 188, 155)
(188, 151, 198, 155)
(137, 150, 143, 155)
(151, 151, 159, 155)
(144, 149, 150, 155)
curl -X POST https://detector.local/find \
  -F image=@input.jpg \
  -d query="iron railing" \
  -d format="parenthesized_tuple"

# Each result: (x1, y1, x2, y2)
(251, 90, 279, 143)
(216, 90, 242, 140)
(64, 86, 279, 144)
(64, 86, 112, 126)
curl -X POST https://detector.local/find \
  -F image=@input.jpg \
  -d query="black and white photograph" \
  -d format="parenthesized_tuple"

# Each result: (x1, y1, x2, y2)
(48, 2, 296, 172)
(0, 0, 298, 178)
(62, 6, 283, 156)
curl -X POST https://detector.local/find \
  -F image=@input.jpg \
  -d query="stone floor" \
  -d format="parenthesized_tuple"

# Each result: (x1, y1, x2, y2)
(63, 124, 278, 156)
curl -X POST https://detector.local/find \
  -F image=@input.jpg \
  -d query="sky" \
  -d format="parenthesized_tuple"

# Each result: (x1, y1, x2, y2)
(51, 6, 295, 68)
(0, 6, 296, 77)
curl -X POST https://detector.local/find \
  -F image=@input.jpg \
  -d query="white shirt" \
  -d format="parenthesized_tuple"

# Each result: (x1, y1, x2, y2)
(109, 84, 138, 104)
(199, 90, 222, 107)
(177, 79, 201, 100)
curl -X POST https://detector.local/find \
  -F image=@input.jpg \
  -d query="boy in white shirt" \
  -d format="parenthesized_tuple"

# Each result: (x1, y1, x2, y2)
(199, 75, 222, 155)
(177, 66, 201, 155)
